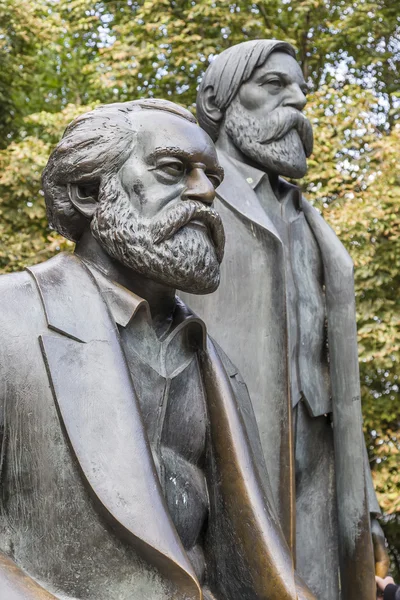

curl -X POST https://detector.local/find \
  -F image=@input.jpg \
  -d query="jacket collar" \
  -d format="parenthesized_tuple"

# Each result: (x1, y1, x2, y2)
(231, 156, 303, 213)
(216, 150, 281, 242)
(231, 157, 266, 191)
(216, 151, 303, 236)
(85, 261, 149, 328)
(84, 261, 207, 352)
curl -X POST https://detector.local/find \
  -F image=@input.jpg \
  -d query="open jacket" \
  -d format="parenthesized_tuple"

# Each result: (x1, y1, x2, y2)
(0, 252, 310, 600)
(182, 149, 379, 600)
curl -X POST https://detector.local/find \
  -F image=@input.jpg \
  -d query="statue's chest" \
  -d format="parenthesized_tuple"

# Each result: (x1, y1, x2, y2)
(119, 324, 208, 462)
(119, 328, 209, 553)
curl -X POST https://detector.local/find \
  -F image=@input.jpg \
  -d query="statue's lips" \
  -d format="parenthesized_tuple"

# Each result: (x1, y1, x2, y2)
(257, 108, 314, 157)
(169, 218, 211, 237)
(179, 218, 220, 253)
(187, 219, 209, 232)
(152, 202, 225, 264)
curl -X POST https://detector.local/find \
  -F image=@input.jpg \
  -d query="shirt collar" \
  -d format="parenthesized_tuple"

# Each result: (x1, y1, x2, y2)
(230, 156, 266, 190)
(85, 262, 207, 351)
(228, 155, 303, 211)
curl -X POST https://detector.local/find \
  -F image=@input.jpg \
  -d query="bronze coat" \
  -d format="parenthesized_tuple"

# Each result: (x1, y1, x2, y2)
(0, 252, 301, 600)
(182, 150, 378, 600)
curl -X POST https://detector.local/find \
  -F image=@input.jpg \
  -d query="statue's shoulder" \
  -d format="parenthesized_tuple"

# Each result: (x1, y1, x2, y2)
(300, 195, 323, 218)
(210, 339, 253, 409)
(0, 253, 73, 290)
(301, 196, 328, 227)
(301, 196, 354, 268)
(0, 269, 42, 370)
(301, 195, 336, 234)
(0, 256, 62, 333)
(211, 338, 240, 378)
(0, 268, 35, 305)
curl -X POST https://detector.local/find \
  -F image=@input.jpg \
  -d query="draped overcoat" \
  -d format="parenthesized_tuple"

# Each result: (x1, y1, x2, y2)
(182, 149, 379, 600)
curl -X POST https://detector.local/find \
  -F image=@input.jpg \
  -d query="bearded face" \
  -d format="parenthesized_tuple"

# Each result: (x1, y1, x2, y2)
(91, 176, 225, 295)
(225, 98, 314, 179)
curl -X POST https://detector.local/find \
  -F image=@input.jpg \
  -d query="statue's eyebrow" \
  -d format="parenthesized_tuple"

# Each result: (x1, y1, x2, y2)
(147, 148, 224, 179)
(257, 70, 308, 94)
(257, 70, 288, 84)
(147, 148, 193, 162)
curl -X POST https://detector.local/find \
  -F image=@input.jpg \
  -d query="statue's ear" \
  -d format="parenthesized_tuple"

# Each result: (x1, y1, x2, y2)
(67, 182, 99, 219)
(199, 85, 223, 124)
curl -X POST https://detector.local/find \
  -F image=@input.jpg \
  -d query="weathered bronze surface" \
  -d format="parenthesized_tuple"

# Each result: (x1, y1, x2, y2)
(0, 99, 315, 598)
(181, 39, 389, 599)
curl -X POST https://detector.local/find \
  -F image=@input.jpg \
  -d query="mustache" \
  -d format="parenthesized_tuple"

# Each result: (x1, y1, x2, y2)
(151, 199, 225, 264)
(259, 106, 314, 157)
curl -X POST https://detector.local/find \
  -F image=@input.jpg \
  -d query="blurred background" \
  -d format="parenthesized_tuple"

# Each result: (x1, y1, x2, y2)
(1, 0, 399, 573)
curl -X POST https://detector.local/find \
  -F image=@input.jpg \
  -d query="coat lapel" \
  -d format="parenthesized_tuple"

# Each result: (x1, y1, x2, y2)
(27, 253, 201, 599)
(216, 150, 282, 243)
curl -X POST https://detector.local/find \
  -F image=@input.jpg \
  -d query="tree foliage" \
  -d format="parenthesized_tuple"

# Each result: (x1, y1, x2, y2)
(1, 0, 399, 571)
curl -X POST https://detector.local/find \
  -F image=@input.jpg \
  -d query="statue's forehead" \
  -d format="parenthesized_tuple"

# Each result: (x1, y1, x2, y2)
(129, 110, 219, 167)
(251, 51, 305, 84)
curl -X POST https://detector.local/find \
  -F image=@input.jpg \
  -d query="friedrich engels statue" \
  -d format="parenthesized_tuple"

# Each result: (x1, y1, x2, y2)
(181, 39, 389, 599)
(0, 99, 315, 600)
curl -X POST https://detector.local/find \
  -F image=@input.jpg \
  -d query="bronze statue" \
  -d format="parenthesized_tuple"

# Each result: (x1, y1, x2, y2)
(181, 40, 389, 599)
(0, 99, 315, 599)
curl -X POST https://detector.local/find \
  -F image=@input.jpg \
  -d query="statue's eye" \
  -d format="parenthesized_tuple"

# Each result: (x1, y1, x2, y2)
(206, 172, 222, 189)
(263, 78, 283, 90)
(156, 157, 185, 178)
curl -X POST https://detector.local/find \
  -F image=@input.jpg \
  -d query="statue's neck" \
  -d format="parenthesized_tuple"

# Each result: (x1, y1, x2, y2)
(75, 230, 176, 335)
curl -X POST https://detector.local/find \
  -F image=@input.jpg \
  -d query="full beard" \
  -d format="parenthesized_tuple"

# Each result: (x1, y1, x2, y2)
(91, 179, 225, 295)
(225, 101, 314, 179)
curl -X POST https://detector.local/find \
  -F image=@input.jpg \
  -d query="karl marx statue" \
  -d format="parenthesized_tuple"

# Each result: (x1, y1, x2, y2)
(0, 99, 315, 600)
(181, 40, 389, 599)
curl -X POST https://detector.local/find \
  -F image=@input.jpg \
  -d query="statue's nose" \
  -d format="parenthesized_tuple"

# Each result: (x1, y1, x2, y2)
(283, 83, 307, 111)
(181, 168, 215, 206)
